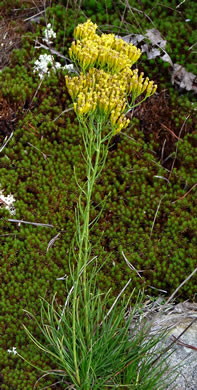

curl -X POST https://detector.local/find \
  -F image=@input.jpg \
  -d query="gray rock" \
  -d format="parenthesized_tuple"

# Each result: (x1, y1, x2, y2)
(129, 299, 197, 390)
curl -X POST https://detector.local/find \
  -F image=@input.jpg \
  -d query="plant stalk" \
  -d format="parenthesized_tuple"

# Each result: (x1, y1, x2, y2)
(72, 117, 108, 384)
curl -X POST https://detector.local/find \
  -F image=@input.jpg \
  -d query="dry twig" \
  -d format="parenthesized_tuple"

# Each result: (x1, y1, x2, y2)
(161, 123, 183, 141)
(172, 182, 197, 204)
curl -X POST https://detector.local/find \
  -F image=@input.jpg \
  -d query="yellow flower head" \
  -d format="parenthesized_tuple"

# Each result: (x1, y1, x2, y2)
(74, 19, 97, 41)
(70, 20, 142, 74)
(66, 20, 157, 133)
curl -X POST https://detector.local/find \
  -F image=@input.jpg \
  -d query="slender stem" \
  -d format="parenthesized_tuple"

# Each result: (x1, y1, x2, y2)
(72, 117, 107, 382)
(72, 282, 80, 385)
(125, 93, 153, 115)
(83, 120, 102, 343)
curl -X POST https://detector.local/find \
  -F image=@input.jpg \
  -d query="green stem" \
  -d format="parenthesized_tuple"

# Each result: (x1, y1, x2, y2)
(72, 117, 106, 383)
(126, 92, 155, 114)
(72, 283, 80, 385)
(83, 121, 102, 343)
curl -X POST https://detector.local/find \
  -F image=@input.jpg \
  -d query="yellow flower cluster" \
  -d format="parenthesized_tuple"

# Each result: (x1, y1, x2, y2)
(126, 69, 157, 103)
(66, 68, 130, 133)
(69, 20, 141, 74)
(66, 68, 157, 133)
(66, 20, 157, 134)
(73, 19, 97, 41)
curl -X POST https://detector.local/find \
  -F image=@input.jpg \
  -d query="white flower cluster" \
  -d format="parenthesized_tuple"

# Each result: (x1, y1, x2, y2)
(33, 23, 76, 78)
(43, 23, 56, 44)
(34, 54, 62, 79)
(7, 346, 17, 355)
(34, 55, 76, 79)
(0, 188, 16, 215)
(64, 63, 75, 73)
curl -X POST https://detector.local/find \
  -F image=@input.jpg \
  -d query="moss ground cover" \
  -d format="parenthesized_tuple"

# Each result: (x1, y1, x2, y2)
(0, 1, 196, 388)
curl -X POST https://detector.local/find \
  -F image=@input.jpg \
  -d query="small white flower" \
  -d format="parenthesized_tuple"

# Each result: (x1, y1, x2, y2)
(185, 19, 191, 22)
(4, 194, 15, 206)
(33, 54, 61, 79)
(43, 23, 56, 44)
(0, 189, 16, 215)
(7, 347, 17, 355)
(63, 64, 76, 73)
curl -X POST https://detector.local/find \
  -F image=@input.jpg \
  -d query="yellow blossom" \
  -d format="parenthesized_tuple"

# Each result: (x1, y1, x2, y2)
(69, 20, 142, 74)
(73, 19, 97, 41)
(113, 115, 130, 134)
(65, 20, 157, 133)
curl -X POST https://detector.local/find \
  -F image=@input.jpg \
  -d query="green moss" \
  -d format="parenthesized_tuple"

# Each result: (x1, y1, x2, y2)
(0, 0, 196, 387)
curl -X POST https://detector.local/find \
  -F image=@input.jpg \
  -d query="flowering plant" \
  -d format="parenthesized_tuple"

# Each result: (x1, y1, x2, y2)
(21, 20, 176, 390)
